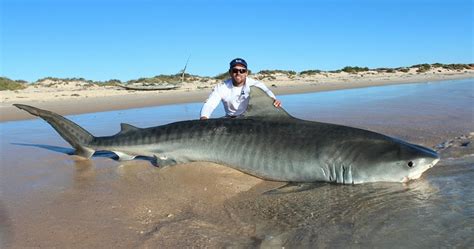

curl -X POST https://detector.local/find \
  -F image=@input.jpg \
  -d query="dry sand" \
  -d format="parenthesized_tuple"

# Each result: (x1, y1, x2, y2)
(1, 67, 473, 122)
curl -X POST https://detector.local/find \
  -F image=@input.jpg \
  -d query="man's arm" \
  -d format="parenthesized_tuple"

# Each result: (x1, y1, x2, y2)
(200, 87, 222, 119)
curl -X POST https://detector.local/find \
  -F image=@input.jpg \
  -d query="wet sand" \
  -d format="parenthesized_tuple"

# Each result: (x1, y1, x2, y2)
(1, 79, 473, 248)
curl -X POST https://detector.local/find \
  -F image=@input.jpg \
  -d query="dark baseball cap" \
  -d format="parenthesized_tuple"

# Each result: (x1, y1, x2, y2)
(229, 58, 247, 69)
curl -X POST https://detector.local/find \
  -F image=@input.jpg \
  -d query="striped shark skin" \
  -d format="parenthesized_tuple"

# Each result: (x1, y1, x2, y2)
(14, 87, 439, 185)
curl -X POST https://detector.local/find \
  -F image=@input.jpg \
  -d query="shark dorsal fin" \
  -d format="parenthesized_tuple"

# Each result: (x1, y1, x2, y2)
(120, 123, 140, 134)
(243, 86, 293, 119)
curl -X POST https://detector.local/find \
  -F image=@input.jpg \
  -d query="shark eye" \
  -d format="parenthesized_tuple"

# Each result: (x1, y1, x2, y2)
(407, 161, 414, 168)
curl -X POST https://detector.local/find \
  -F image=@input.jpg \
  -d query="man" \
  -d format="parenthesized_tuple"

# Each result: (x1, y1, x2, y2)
(200, 58, 281, 119)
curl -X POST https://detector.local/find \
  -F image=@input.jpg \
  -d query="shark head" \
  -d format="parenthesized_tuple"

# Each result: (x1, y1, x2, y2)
(351, 138, 440, 184)
(398, 142, 440, 182)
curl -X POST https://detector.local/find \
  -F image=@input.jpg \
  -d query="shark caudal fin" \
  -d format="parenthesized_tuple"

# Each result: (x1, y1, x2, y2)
(13, 104, 95, 158)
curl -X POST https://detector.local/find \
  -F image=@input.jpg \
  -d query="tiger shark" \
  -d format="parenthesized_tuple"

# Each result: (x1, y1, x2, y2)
(14, 87, 439, 185)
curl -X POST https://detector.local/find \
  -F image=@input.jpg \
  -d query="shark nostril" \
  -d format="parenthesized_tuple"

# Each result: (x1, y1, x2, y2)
(408, 161, 414, 168)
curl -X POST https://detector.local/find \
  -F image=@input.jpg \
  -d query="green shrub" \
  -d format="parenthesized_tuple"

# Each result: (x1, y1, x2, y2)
(442, 64, 470, 70)
(36, 77, 96, 84)
(126, 72, 193, 84)
(0, 77, 28, 90)
(98, 79, 122, 86)
(341, 66, 369, 74)
(415, 64, 431, 73)
(398, 68, 410, 73)
(375, 68, 390, 72)
(300, 70, 322, 75)
(258, 70, 296, 75)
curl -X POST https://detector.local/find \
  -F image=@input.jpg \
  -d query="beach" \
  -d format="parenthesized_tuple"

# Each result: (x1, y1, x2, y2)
(1, 73, 474, 248)
(1, 67, 473, 122)
(3, 0, 473, 246)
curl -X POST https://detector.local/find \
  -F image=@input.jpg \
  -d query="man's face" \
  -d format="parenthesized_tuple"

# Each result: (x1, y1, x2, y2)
(229, 64, 248, 86)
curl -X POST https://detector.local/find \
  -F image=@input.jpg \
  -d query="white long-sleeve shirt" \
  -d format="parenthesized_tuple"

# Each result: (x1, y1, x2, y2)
(200, 77, 276, 118)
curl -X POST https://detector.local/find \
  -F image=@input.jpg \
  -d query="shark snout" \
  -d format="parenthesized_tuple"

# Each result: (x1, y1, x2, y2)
(405, 157, 440, 182)
(429, 158, 440, 168)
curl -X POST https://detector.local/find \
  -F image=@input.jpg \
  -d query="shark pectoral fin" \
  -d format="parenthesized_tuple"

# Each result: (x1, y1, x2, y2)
(76, 146, 95, 159)
(113, 151, 136, 161)
(153, 155, 178, 168)
(263, 182, 327, 195)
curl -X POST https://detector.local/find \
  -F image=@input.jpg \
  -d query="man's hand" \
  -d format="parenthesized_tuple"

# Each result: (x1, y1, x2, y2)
(273, 99, 282, 108)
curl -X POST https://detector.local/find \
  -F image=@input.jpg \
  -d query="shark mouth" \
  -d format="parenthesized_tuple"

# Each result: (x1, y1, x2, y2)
(402, 158, 440, 183)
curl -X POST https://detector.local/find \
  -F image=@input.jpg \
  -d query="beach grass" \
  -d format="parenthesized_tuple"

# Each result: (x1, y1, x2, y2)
(342, 66, 369, 74)
(0, 77, 28, 90)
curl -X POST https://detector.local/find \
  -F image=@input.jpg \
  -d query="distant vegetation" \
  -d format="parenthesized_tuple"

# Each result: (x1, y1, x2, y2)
(0, 77, 28, 90)
(300, 70, 322, 75)
(433, 63, 472, 70)
(258, 70, 297, 76)
(99, 79, 122, 86)
(34, 77, 97, 88)
(407, 63, 472, 73)
(411, 64, 432, 73)
(2, 63, 472, 90)
(126, 72, 198, 85)
(397, 68, 410, 73)
(374, 68, 399, 73)
(37, 77, 96, 84)
(341, 66, 369, 74)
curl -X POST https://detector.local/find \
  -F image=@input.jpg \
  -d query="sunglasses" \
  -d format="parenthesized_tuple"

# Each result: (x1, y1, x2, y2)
(231, 68, 247, 74)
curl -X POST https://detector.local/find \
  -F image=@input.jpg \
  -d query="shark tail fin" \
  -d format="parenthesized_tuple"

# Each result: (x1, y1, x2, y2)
(13, 104, 96, 158)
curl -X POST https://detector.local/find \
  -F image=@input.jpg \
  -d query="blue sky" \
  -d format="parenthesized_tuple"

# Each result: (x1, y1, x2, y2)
(1, 0, 472, 82)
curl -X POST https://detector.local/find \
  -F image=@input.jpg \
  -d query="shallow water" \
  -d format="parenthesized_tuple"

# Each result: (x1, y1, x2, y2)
(227, 156, 474, 248)
(1, 79, 473, 248)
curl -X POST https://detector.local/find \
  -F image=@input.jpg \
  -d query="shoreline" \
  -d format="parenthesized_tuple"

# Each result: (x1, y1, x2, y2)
(1, 71, 473, 122)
